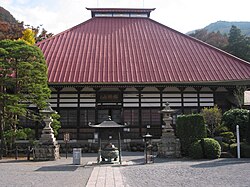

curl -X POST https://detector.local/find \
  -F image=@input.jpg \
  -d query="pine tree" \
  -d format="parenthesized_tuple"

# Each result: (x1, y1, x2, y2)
(0, 40, 50, 156)
(226, 26, 250, 62)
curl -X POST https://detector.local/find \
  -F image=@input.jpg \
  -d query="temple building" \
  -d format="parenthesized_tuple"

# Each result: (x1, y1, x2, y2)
(34, 8, 250, 141)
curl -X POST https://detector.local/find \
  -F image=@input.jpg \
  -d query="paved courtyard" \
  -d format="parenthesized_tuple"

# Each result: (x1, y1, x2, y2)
(0, 152, 250, 187)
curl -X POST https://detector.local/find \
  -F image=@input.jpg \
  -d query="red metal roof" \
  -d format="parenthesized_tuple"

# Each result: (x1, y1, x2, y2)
(37, 9, 250, 84)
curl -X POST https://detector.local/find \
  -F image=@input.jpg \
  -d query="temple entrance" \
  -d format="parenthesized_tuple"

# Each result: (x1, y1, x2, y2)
(97, 108, 122, 124)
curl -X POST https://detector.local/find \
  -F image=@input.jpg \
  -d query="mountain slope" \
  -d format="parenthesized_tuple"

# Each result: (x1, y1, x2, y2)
(188, 21, 250, 36)
(0, 6, 23, 40)
(0, 6, 17, 23)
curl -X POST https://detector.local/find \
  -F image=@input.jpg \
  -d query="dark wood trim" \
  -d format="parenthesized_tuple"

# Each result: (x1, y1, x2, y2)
(48, 85, 243, 140)
(195, 87, 202, 112)
(136, 87, 144, 136)
(210, 87, 217, 106)
(178, 87, 185, 113)
(75, 87, 83, 140)
(157, 87, 164, 134)
(119, 88, 125, 123)
(49, 82, 243, 88)
(55, 87, 63, 113)
(95, 89, 99, 124)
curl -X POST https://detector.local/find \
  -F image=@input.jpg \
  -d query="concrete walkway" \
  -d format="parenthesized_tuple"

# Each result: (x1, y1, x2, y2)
(85, 152, 141, 187)
(86, 166, 124, 187)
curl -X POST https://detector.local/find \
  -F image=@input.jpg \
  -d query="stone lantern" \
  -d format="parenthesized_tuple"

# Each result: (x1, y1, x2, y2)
(158, 102, 181, 158)
(143, 133, 153, 164)
(33, 103, 60, 161)
(160, 102, 175, 134)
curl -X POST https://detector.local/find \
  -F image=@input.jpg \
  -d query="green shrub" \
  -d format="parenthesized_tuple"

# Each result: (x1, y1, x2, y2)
(189, 140, 203, 159)
(241, 143, 250, 157)
(203, 138, 221, 159)
(220, 132, 234, 144)
(214, 125, 229, 136)
(201, 105, 222, 137)
(247, 123, 250, 144)
(220, 142, 230, 152)
(189, 138, 221, 159)
(230, 142, 250, 158)
(229, 143, 237, 157)
(222, 109, 249, 140)
(176, 114, 207, 156)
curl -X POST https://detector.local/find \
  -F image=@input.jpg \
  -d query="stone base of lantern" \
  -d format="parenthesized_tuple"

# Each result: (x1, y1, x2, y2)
(33, 119, 60, 161)
(33, 144, 60, 161)
(158, 131, 181, 158)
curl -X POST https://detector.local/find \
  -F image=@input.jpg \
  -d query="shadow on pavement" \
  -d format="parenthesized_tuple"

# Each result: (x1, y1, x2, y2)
(0, 159, 30, 163)
(36, 164, 80, 172)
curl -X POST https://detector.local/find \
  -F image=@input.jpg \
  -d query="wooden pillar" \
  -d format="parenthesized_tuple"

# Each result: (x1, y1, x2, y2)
(136, 87, 144, 136)
(157, 87, 165, 135)
(178, 87, 186, 114)
(97, 129, 101, 163)
(75, 86, 83, 140)
(94, 88, 100, 124)
(210, 87, 217, 106)
(55, 86, 63, 113)
(195, 87, 202, 113)
(118, 130, 122, 164)
(119, 88, 125, 123)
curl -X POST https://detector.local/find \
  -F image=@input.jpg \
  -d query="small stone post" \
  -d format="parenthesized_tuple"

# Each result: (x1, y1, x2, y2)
(33, 103, 60, 161)
(158, 102, 181, 158)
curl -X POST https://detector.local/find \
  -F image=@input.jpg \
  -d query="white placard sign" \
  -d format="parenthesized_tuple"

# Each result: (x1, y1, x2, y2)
(244, 91, 250, 105)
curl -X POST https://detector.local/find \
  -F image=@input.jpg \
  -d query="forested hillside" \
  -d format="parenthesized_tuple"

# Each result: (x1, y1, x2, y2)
(188, 21, 250, 36)
(204, 21, 250, 36)
(189, 26, 250, 62)
(0, 6, 23, 40)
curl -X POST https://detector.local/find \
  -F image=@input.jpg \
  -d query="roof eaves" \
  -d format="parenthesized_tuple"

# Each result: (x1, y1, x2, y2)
(48, 79, 250, 87)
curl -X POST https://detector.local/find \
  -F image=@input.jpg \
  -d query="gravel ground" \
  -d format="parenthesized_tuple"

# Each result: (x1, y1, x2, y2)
(121, 157, 250, 187)
(0, 153, 97, 187)
(1, 152, 250, 187)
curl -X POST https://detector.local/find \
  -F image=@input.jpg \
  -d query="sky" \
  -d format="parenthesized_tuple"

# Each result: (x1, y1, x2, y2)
(1, 0, 250, 34)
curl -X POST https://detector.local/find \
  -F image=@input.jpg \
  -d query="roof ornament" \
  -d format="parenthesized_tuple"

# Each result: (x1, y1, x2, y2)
(86, 8, 155, 18)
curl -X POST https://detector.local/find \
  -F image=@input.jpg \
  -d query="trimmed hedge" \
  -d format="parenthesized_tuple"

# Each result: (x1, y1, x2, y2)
(220, 131, 235, 144)
(214, 125, 229, 136)
(230, 142, 250, 158)
(220, 142, 230, 152)
(189, 138, 221, 159)
(176, 114, 207, 156)
(222, 109, 249, 141)
(247, 122, 250, 144)
(189, 140, 203, 159)
(203, 138, 221, 159)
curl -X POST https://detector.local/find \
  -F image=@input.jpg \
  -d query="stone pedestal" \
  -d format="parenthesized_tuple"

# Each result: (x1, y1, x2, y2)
(158, 132, 181, 158)
(33, 144, 60, 161)
(158, 103, 181, 158)
(33, 104, 60, 161)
